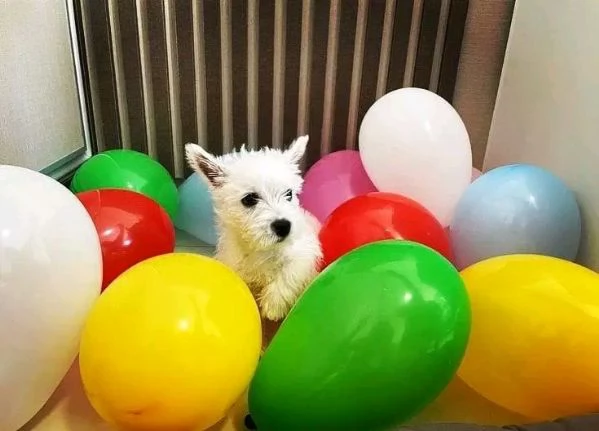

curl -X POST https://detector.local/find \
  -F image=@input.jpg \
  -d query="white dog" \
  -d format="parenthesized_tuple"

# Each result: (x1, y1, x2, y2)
(185, 136, 322, 322)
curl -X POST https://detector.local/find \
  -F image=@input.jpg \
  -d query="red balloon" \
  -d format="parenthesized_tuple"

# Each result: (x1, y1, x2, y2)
(77, 189, 175, 291)
(319, 192, 452, 268)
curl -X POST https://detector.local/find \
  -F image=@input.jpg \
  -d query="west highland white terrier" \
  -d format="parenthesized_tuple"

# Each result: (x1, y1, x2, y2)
(185, 136, 322, 323)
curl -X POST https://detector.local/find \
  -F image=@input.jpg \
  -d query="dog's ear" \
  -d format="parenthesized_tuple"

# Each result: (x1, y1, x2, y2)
(185, 143, 226, 187)
(285, 135, 309, 165)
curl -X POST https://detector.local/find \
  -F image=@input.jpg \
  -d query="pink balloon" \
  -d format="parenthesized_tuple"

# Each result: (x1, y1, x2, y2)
(299, 150, 377, 223)
(471, 167, 482, 182)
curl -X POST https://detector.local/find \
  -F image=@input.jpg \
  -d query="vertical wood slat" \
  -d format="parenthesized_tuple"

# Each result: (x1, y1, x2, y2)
(403, 0, 424, 87)
(282, 0, 302, 148)
(247, 0, 259, 149)
(436, 0, 470, 102)
(297, 0, 313, 139)
(118, 0, 147, 154)
(107, 0, 131, 149)
(346, 0, 368, 150)
(136, 0, 157, 158)
(202, 1, 223, 155)
(175, 0, 199, 172)
(146, 0, 174, 172)
(192, 0, 208, 149)
(272, 0, 287, 149)
(164, 0, 183, 176)
(429, 0, 451, 92)
(230, 1, 248, 147)
(220, 0, 233, 153)
(320, 0, 341, 157)
(88, 1, 121, 150)
(376, 0, 396, 98)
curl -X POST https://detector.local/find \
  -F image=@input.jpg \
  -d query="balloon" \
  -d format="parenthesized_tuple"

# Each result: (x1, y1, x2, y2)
(457, 254, 599, 420)
(0, 165, 102, 431)
(79, 253, 262, 431)
(249, 240, 471, 431)
(298, 150, 377, 223)
(319, 192, 452, 268)
(70, 149, 179, 219)
(408, 376, 532, 426)
(450, 164, 581, 269)
(20, 361, 112, 431)
(77, 189, 176, 291)
(471, 167, 482, 182)
(358, 87, 471, 226)
(21, 361, 248, 431)
(174, 172, 218, 245)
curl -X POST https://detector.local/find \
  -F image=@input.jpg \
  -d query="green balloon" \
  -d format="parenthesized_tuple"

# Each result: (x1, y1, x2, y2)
(71, 149, 179, 219)
(248, 240, 471, 431)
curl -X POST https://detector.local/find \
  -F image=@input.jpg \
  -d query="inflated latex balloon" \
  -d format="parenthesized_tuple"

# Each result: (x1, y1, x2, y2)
(319, 192, 452, 268)
(471, 167, 482, 182)
(70, 149, 179, 219)
(249, 240, 471, 431)
(0, 165, 102, 431)
(450, 164, 581, 269)
(20, 362, 249, 431)
(458, 254, 599, 420)
(79, 253, 261, 431)
(174, 172, 218, 245)
(77, 189, 175, 290)
(299, 150, 377, 223)
(358, 87, 472, 226)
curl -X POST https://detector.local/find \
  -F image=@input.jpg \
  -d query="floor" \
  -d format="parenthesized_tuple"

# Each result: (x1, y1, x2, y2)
(174, 228, 215, 256)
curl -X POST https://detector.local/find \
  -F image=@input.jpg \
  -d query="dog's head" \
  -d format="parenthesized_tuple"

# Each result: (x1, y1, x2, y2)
(185, 136, 309, 249)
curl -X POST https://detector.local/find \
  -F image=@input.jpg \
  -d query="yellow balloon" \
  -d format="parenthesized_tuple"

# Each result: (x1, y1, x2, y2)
(457, 254, 599, 420)
(79, 253, 262, 431)
(21, 361, 249, 431)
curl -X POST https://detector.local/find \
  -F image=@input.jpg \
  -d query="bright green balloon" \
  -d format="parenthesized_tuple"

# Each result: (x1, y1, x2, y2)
(248, 240, 471, 431)
(71, 150, 179, 219)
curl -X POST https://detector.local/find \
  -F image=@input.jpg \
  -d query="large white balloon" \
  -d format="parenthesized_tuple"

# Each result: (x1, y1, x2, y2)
(0, 165, 102, 431)
(358, 87, 472, 226)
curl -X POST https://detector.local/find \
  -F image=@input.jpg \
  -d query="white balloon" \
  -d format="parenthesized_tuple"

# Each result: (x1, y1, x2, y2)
(0, 165, 102, 431)
(358, 87, 472, 226)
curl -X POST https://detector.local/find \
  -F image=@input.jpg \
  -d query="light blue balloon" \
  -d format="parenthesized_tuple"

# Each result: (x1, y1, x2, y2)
(174, 172, 218, 245)
(450, 164, 581, 269)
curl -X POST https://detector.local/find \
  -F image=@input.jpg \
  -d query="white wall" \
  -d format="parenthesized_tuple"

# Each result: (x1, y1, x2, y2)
(0, 0, 87, 172)
(484, 0, 599, 270)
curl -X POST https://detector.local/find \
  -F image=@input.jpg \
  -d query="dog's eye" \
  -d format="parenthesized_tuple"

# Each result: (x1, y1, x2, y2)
(241, 192, 259, 207)
(284, 189, 293, 201)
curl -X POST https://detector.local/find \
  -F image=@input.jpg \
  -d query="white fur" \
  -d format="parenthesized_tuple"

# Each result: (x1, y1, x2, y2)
(185, 136, 322, 321)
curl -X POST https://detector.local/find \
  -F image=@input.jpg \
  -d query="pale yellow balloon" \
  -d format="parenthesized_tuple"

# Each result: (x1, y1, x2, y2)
(79, 253, 261, 431)
(458, 254, 599, 420)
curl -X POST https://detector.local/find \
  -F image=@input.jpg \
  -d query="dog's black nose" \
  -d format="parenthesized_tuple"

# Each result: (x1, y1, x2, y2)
(271, 218, 291, 238)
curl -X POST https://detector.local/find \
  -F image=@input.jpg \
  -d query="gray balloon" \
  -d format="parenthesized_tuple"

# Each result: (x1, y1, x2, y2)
(450, 164, 581, 270)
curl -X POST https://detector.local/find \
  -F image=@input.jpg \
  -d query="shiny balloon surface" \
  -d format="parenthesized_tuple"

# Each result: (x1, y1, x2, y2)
(458, 254, 599, 420)
(77, 189, 175, 290)
(249, 240, 470, 431)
